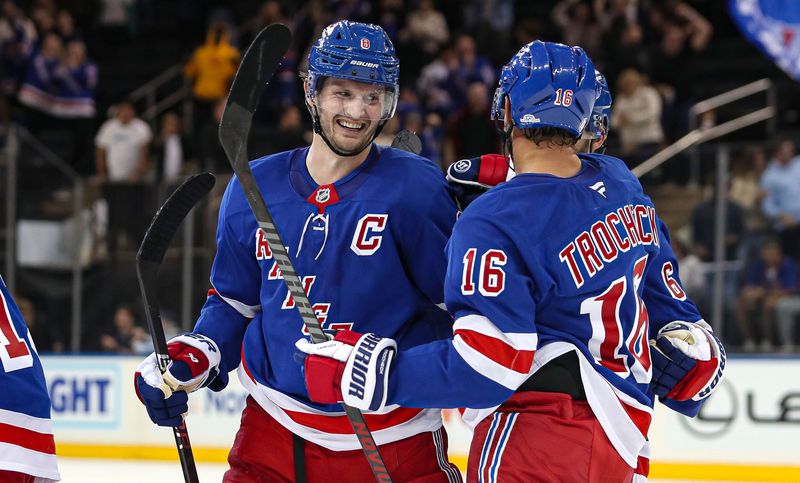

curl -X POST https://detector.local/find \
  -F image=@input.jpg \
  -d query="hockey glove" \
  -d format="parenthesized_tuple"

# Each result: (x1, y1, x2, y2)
(650, 320, 725, 401)
(134, 333, 228, 426)
(446, 154, 509, 209)
(295, 330, 396, 412)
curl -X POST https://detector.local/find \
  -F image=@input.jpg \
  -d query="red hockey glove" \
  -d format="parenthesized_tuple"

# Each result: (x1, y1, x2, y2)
(650, 321, 726, 401)
(295, 330, 396, 412)
(134, 333, 228, 427)
(446, 154, 509, 209)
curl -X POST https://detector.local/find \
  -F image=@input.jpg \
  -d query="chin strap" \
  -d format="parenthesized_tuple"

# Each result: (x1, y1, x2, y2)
(310, 103, 385, 157)
(497, 121, 516, 174)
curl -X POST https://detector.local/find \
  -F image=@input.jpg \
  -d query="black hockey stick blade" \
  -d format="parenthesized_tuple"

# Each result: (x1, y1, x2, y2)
(219, 24, 394, 483)
(219, 23, 291, 166)
(390, 129, 422, 155)
(136, 172, 215, 483)
(137, 172, 216, 265)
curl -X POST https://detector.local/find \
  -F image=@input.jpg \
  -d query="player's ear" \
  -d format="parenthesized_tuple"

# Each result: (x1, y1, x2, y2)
(503, 98, 512, 128)
(593, 131, 608, 152)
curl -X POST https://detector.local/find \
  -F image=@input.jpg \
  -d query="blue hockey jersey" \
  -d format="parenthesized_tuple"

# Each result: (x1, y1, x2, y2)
(388, 154, 708, 468)
(0, 275, 60, 481)
(195, 144, 458, 450)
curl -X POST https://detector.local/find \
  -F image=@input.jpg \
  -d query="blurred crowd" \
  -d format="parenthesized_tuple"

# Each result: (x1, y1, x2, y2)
(1, 0, 798, 354)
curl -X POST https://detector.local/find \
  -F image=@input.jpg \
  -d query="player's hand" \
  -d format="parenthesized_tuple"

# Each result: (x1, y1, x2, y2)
(649, 321, 725, 402)
(295, 330, 396, 412)
(134, 333, 228, 426)
(446, 154, 508, 209)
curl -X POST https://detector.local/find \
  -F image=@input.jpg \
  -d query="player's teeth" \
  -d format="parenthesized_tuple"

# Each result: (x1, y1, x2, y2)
(339, 120, 363, 129)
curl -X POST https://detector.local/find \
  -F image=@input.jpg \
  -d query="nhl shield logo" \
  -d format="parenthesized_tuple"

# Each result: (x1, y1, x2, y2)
(361, 38, 370, 49)
(315, 187, 331, 204)
(453, 159, 471, 173)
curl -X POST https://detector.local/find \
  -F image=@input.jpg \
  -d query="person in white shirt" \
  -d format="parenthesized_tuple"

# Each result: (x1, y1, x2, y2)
(95, 101, 152, 182)
(94, 101, 153, 253)
(611, 68, 665, 159)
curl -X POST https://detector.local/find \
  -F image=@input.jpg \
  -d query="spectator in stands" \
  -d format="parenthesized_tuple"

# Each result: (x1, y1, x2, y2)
(400, 0, 450, 85)
(760, 139, 800, 260)
(450, 34, 496, 109)
(730, 147, 769, 234)
(15, 292, 64, 353)
(55, 9, 81, 43)
(648, 3, 712, 142)
(417, 42, 458, 116)
(99, 304, 148, 354)
(17, 31, 63, 131)
(30, 3, 55, 36)
(736, 239, 798, 351)
(604, 20, 651, 88)
(95, 101, 151, 182)
(151, 111, 194, 182)
(94, 101, 152, 252)
(553, 0, 602, 57)
(184, 21, 240, 135)
(0, 0, 37, 128)
(400, 0, 449, 69)
(610, 68, 664, 164)
(443, 81, 497, 168)
(52, 39, 97, 173)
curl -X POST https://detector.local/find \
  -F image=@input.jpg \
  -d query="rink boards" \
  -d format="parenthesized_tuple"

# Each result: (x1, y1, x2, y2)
(40, 355, 800, 482)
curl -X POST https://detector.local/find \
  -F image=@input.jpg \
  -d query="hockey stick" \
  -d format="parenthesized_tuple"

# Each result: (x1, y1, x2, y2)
(390, 129, 422, 155)
(136, 172, 216, 483)
(219, 24, 393, 483)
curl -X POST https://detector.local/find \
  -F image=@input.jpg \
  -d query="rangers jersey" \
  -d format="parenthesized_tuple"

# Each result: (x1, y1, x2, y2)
(195, 144, 458, 450)
(389, 153, 708, 468)
(0, 275, 60, 481)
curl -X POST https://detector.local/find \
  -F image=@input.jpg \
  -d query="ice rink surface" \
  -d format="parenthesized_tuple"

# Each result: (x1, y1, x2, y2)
(57, 458, 756, 483)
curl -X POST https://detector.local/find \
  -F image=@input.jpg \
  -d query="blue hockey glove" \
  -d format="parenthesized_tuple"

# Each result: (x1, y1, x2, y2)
(446, 154, 509, 209)
(295, 330, 396, 412)
(650, 321, 725, 402)
(134, 333, 228, 426)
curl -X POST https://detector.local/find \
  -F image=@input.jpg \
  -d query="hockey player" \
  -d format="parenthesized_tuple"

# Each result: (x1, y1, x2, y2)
(0, 275, 60, 483)
(445, 68, 612, 209)
(134, 21, 462, 483)
(296, 41, 725, 482)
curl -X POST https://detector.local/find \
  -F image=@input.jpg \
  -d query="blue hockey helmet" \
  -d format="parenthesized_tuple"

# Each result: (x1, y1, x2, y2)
(491, 41, 597, 138)
(588, 70, 612, 140)
(306, 21, 399, 121)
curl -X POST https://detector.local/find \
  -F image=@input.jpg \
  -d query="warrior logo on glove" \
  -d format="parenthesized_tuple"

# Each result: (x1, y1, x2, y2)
(650, 320, 726, 402)
(296, 330, 397, 412)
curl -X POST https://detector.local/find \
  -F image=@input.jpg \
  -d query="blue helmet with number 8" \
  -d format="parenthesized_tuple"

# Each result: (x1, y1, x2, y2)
(491, 41, 597, 137)
(307, 20, 399, 121)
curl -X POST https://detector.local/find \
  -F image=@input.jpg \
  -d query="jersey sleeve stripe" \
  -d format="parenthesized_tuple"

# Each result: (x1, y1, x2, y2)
(211, 287, 260, 318)
(0, 422, 56, 454)
(0, 408, 54, 434)
(453, 334, 534, 390)
(453, 314, 538, 350)
(454, 329, 535, 374)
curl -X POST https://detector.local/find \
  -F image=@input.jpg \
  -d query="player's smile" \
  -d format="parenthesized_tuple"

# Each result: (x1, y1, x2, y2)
(335, 116, 368, 134)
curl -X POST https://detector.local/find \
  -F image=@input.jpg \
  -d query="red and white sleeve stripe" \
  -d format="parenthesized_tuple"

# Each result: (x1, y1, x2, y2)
(452, 314, 537, 390)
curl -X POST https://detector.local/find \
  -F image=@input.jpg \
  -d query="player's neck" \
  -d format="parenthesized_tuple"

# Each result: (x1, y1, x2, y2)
(512, 136, 582, 177)
(306, 135, 371, 186)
